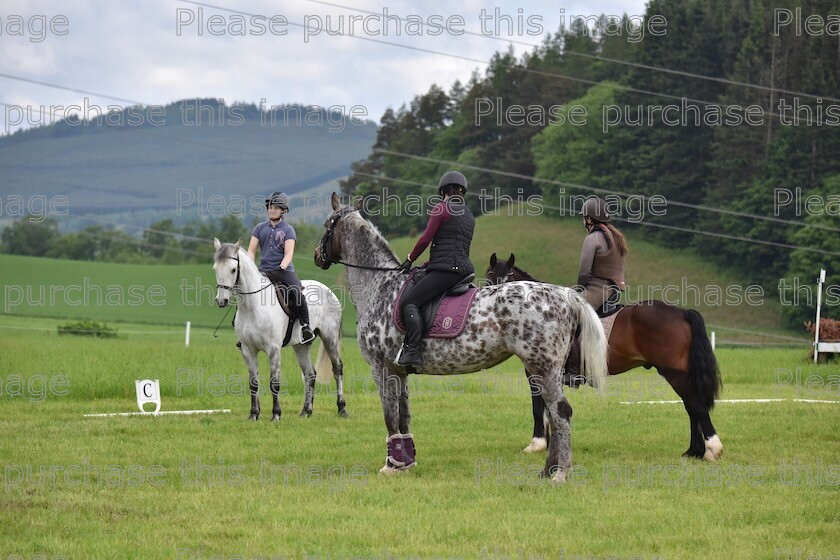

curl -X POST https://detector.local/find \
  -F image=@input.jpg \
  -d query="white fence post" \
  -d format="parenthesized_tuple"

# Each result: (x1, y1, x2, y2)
(185, 321, 191, 348)
(814, 269, 826, 363)
(711, 331, 715, 351)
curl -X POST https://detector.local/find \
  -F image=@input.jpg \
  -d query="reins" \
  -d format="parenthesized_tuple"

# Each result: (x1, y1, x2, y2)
(213, 250, 277, 338)
(216, 252, 276, 295)
(334, 259, 402, 272)
(319, 208, 403, 273)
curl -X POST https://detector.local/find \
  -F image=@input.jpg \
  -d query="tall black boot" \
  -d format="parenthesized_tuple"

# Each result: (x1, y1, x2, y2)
(397, 304, 424, 370)
(294, 287, 315, 344)
(562, 337, 585, 388)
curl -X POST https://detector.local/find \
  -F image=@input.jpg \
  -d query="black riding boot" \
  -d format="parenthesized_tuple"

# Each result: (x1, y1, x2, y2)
(562, 337, 586, 388)
(295, 289, 315, 344)
(397, 304, 424, 370)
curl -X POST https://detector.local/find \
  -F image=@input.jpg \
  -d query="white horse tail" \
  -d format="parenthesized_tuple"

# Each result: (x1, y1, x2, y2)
(569, 289, 608, 393)
(315, 340, 335, 384)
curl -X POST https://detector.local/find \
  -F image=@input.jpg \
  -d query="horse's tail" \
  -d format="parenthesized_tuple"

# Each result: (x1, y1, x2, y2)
(683, 309, 721, 410)
(569, 290, 608, 393)
(315, 341, 334, 384)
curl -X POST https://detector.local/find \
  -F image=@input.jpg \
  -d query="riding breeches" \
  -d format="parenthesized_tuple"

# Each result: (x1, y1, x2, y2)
(583, 277, 621, 310)
(400, 270, 465, 313)
(264, 269, 311, 325)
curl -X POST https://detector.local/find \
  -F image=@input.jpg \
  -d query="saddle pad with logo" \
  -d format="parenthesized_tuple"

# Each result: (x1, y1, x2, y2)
(392, 271, 479, 339)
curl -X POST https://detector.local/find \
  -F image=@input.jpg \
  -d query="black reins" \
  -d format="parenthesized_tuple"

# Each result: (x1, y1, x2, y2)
(216, 252, 275, 295)
(319, 208, 403, 272)
(213, 249, 275, 338)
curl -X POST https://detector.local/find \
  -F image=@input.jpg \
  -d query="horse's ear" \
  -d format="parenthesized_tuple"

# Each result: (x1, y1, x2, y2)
(353, 196, 363, 211)
(490, 253, 497, 267)
(213, 237, 221, 250)
(234, 239, 241, 250)
(331, 192, 341, 211)
(508, 254, 515, 268)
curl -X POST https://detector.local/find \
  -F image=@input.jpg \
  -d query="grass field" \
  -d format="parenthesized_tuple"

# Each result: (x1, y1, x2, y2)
(1, 315, 837, 559)
(0, 208, 802, 344)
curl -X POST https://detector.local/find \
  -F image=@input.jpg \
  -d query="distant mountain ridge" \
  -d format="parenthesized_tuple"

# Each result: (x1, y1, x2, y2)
(0, 98, 377, 225)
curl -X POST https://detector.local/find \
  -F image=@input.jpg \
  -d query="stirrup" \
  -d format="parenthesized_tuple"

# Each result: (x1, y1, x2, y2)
(300, 324, 315, 344)
(396, 345, 423, 367)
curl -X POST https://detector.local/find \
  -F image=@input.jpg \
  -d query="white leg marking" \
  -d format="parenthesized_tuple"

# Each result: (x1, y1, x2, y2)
(703, 434, 723, 461)
(523, 437, 547, 453)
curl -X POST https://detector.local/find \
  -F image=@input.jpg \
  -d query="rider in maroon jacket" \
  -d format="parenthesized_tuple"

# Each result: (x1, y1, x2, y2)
(395, 171, 475, 369)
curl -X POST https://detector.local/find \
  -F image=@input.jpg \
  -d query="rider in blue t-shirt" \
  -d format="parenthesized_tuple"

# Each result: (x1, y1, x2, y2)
(248, 192, 315, 344)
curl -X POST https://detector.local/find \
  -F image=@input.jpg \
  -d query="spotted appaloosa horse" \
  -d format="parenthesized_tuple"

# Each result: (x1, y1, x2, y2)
(315, 194, 608, 483)
(213, 239, 347, 420)
(487, 252, 723, 461)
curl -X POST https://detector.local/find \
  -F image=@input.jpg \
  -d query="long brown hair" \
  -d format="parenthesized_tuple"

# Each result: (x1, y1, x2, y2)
(596, 223, 628, 256)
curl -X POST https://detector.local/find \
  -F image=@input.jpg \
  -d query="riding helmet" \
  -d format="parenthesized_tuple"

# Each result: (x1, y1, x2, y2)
(265, 192, 290, 211)
(438, 171, 467, 196)
(581, 196, 610, 222)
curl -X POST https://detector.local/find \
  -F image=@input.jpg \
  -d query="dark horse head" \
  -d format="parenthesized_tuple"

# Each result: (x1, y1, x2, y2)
(486, 253, 538, 285)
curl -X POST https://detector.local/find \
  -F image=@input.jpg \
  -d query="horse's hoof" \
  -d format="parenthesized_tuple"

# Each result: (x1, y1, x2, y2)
(271, 413, 281, 421)
(338, 408, 349, 417)
(682, 448, 704, 460)
(248, 414, 258, 421)
(539, 467, 567, 484)
(523, 437, 547, 453)
(299, 409, 312, 418)
(379, 463, 411, 475)
(703, 435, 723, 461)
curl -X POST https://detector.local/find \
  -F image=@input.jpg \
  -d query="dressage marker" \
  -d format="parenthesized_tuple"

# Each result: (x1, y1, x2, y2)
(83, 379, 231, 417)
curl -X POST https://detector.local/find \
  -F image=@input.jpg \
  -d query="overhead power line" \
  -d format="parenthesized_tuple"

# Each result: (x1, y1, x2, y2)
(303, 0, 840, 104)
(373, 148, 840, 235)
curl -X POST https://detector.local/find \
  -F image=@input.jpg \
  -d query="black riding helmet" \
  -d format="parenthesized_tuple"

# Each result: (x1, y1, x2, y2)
(438, 171, 467, 197)
(265, 192, 290, 211)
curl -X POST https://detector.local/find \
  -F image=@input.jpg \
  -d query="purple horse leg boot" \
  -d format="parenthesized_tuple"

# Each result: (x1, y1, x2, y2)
(383, 433, 417, 472)
(401, 434, 416, 468)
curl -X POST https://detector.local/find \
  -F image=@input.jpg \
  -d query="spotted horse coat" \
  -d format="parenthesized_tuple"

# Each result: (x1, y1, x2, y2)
(315, 194, 608, 483)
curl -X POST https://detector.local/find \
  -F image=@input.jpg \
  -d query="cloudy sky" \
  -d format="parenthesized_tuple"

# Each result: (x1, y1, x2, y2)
(1, 0, 649, 135)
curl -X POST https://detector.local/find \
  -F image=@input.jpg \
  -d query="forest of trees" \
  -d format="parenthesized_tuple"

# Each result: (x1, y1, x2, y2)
(0, 214, 323, 266)
(339, 0, 840, 327)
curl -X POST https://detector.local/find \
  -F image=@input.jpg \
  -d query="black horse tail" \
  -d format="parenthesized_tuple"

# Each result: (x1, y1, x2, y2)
(683, 309, 721, 410)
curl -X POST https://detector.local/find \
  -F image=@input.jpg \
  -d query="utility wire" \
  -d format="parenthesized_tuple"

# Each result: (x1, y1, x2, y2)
(302, 0, 840, 104)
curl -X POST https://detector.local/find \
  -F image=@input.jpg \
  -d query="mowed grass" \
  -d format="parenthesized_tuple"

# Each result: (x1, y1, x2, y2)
(1, 316, 838, 559)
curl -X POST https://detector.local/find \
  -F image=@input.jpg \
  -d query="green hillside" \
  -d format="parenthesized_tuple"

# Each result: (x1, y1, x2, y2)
(1, 209, 802, 343)
(0, 100, 376, 228)
(0, 250, 346, 332)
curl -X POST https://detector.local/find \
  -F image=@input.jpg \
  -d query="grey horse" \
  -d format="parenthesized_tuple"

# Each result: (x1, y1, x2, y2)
(314, 194, 607, 483)
(214, 238, 347, 419)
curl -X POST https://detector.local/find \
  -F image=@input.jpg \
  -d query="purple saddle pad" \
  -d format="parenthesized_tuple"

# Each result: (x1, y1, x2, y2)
(392, 271, 478, 339)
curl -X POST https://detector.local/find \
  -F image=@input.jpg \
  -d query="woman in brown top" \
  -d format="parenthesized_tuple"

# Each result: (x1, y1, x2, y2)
(577, 196, 628, 311)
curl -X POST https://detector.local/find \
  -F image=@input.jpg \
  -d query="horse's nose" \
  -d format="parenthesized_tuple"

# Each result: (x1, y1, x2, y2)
(217, 296, 228, 308)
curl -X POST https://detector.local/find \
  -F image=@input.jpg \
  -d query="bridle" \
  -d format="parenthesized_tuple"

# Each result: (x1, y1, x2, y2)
(215, 251, 274, 296)
(487, 265, 513, 285)
(318, 207, 402, 272)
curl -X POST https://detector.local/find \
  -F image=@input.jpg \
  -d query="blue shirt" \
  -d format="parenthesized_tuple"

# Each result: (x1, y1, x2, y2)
(252, 220, 297, 273)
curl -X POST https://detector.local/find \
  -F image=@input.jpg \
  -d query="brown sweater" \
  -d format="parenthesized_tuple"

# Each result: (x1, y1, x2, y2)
(577, 227, 625, 290)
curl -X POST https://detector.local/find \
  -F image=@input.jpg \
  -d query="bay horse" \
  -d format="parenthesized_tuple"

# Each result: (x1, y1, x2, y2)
(213, 238, 347, 419)
(487, 253, 723, 461)
(315, 194, 608, 483)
